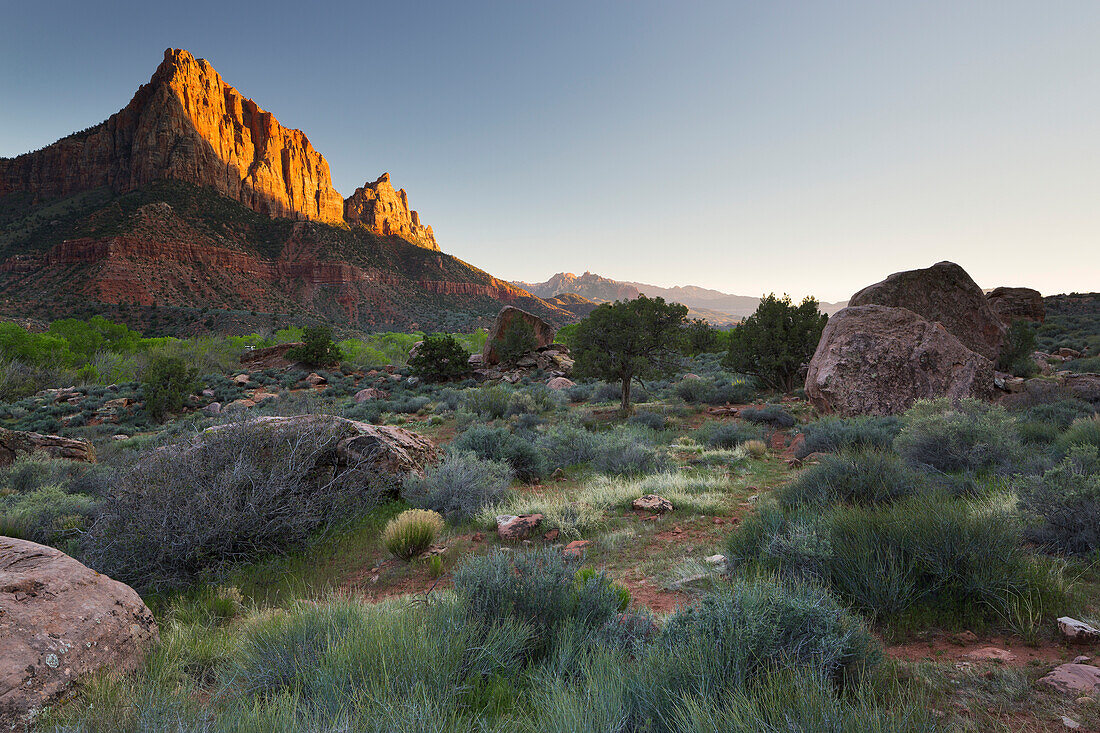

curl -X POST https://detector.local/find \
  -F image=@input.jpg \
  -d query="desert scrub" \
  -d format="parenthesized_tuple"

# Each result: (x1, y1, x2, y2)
(83, 417, 395, 591)
(794, 415, 902, 458)
(700, 420, 768, 449)
(451, 424, 546, 482)
(382, 509, 444, 560)
(452, 548, 625, 653)
(401, 451, 514, 519)
(740, 404, 796, 428)
(894, 398, 1023, 474)
(1019, 446, 1100, 555)
(777, 450, 927, 509)
(727, 492, 1067, 630)
(1057, 414, 1100, 453)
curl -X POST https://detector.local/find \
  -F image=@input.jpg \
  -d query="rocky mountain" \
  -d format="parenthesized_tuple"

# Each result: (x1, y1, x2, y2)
(0, 49, 567, 332)
(515, 271, 848, 323)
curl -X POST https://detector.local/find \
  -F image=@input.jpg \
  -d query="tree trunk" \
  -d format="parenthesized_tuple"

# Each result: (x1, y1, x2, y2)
(620, 375, 632, 414)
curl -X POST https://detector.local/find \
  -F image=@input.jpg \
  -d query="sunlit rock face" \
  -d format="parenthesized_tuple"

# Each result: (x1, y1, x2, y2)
(343, 173, 439, 251)
(0, 48, 345, 224)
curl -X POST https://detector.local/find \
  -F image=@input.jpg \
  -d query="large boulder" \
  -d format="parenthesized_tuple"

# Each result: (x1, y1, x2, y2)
(0, 538, 158, 725)
(0, 428, 95, 467)
(849, 261, 1006, 361)
(203, 414, 437, 476)
(481, 306, 557, 365)
(986, 287, 1044, 326)
(805, 305, 995, 416)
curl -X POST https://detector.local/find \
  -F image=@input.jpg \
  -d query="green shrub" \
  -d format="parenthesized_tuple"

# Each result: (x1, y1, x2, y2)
(777, 450, 926, 509)
(1019, 398, 1095, 429)
(740, 404, 795, 428)
(407, 333, 470, 382)
(493, 318, 537, 365)
(894, 398, 1022, 474)
(284, 325, 342, 366)
(451, 425, 546, 482)
(1020, 447, 1100, 555)
(725, 294, 827, 393)
(452, 549, 625, 652)
(795, 415, 902, 459)
(382, 509, 444, 560)
(728, 492, 1056, 628)
(658, 579, 881, 689)
(140, 354, 199, 422)
(702, 421, 767, 449)
(1058, 415, 1100, 453)
(996, 320, 1038, 377)
(628, 411, 668, 431)
(401, 451, 513, 519)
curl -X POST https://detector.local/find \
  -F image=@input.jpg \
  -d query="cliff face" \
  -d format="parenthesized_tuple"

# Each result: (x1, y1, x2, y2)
(0, 49, 345, 224)
(344, 174, 439, 251)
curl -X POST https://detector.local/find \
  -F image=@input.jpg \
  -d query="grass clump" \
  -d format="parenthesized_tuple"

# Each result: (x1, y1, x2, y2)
(382, 509, 444, 560)
(702, 421, 768, 449)
(1058, 414, 1100, 453)
(401, 451, 513, 519)
(795, 415, 902, 458)
(740, 404, 796, 428)
(451, 424, 546, 482)
(778, 450, 926, 509)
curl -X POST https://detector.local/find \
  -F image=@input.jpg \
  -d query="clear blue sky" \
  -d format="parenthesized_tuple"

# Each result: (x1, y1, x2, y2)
(2, 1, 1097, 301)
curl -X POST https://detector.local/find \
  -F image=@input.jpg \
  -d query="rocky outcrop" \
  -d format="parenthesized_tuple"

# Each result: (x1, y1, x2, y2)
(0, 538, 158, 725)
(849, 261, 1005, 361)
(1039, 663, 1100, 695)
(344, 174, 439, 250)
(805, 305, 995, 416)
(986, 287, 1044, 326)
(239, 342, 305, 370)
(0, 428, 95, 467)
(0, 49, 344, 224)
(481, 306, 558, 365)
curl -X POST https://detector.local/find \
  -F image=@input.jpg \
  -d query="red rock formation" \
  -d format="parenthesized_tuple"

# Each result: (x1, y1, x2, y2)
(344, 174, 439, 250)
(0, 49, 344, 224)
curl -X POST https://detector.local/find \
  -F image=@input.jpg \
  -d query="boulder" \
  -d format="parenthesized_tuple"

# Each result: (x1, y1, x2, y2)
(1064, 374, 1100, 404)
(632, 494, 674, 513)
(1058, 617, 1100, 643)
(804, 305, 995, 416)
(204, 415, 436, 476)
(355, 388, 387, 402)
(223, 398, 256, 412)
(306, 372, 327, 387)
(239, 342, 305, 370)
(1039, 664, 1100, 695)
(849, 261, 1006, 361)
(481, 307, 557, 365)
(0, 428, 95, 468)
(0, 538, 158, 725)
(986, 287, 1045, 326)
(496, 514, 544, 541)
(546, 377, 576, 390)
(232, 373, 251, 386)
(201, 401, 222, 416)
(1057, 347, 1083, 359)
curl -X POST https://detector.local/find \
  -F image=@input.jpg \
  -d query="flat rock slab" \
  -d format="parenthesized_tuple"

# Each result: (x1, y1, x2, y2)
(1039, 664, 1100, 695)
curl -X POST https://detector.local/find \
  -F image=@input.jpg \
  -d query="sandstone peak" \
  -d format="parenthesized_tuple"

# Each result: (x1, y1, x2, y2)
(344, 173, 439, 251)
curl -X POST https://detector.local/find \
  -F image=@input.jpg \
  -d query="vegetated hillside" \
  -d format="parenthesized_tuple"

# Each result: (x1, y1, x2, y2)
(0, 180, 569, 334)
(517, 271, 848, 323)
(1039, 293, 1100, 354)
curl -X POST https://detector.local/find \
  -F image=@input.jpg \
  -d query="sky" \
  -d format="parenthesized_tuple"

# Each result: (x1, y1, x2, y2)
(1, 1, 1097, 302)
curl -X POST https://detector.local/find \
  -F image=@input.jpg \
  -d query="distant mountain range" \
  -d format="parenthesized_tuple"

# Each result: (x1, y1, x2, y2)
(514, 272, 849, 325)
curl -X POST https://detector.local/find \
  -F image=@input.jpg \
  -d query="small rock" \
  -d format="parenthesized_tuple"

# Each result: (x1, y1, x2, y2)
(546, 377, 575, 390)
(202, 401, 222, 416)
(1061, 715, 1081, 730)
(964, 647, 1016, 663)
(496, 514, 544, 541)
(355, 388, 386, 402)
(544, 529, 560, 542)
(201, 388, 216, 398)
(1059, 617, 1100, 643)
(233, 373, 250, 385)
(471, 532, 485, 543)
(1074, 656, 1093, 665)
(705, 554, 727, 565)
(1040, 664, 1100, 695)
(112, 434, 128, 441)
(713, 517, 725, 525)
(562, 540, 591, 559)
(406, 376, 421, 387)
(632, 494, 673, 513)
(306, 372, 327, 387)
